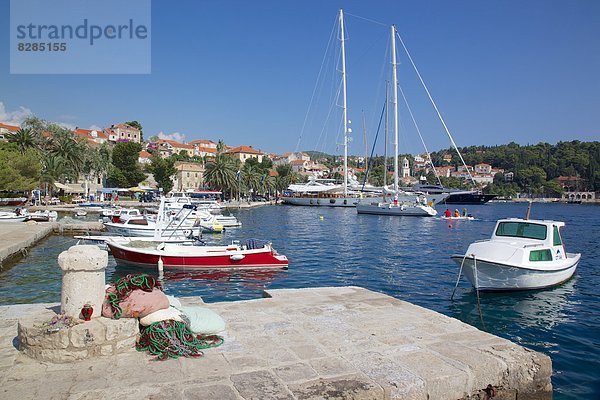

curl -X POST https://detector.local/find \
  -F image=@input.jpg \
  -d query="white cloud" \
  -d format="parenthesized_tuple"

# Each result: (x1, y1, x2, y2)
(88, 124, 103, 131)
(158, 131, 185, 143)
(0, 101, 33, 126)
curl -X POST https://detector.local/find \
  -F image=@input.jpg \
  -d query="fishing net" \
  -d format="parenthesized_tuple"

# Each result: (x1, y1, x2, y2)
(106, 274, 162, 319)
(136, 319, 224, 360)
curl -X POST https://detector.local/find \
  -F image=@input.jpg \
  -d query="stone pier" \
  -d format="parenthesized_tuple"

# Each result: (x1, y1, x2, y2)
(0, 286, 552, 399)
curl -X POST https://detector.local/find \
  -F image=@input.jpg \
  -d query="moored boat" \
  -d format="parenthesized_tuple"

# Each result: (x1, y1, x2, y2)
(0, 211, 27, 222)
(451, 218, 580, 291)
(107, 238, 288, 270)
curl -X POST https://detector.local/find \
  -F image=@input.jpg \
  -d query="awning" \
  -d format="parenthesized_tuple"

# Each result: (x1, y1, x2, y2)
(54, 182, 70, 190)
(54, 182, 85, 193)
(128, 186, 145, 192)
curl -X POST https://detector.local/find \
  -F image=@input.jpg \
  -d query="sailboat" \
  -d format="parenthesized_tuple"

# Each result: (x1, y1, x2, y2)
(282, 10, 447, 208)
(356, 25, 437, 217)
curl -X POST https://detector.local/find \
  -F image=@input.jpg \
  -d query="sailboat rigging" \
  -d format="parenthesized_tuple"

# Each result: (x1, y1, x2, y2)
(356, 25, 438, 217)
(282, 10, 448, 208)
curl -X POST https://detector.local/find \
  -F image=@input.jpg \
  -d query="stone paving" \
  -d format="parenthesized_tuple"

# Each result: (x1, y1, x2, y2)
(0, 221, 54, 266)
(0, 286, 551, 400)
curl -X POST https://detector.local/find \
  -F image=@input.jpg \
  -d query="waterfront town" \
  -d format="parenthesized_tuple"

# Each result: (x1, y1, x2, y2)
(0, 120, 596, 204)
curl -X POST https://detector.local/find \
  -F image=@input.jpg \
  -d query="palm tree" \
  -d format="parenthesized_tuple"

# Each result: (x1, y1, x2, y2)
(40, 154, 65, 196)
(204, 154, 237, 199)
(8, 128, 38, 154)
(48, 130, 85, 179)
(242, 163, 262, 197)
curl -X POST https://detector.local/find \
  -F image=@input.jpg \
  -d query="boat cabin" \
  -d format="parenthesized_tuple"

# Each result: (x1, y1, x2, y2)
(492, 218, 566, 262)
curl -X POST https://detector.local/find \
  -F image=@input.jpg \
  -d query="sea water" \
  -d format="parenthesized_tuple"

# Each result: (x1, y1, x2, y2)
(1, 202, 598, 399)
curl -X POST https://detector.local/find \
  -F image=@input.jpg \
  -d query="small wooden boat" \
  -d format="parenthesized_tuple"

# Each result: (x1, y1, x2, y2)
(451, 218, 580, 291)
(107, 238, 288, 270)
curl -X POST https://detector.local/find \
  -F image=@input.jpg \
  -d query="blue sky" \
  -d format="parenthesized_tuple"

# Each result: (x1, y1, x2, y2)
(1, 0, 598, 155)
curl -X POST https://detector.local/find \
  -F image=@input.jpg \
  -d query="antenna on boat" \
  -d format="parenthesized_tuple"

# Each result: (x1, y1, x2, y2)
(525, 200, 532, 220)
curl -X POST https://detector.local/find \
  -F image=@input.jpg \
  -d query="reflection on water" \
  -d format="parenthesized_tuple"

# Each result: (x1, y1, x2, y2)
(450, 279, 577, 333)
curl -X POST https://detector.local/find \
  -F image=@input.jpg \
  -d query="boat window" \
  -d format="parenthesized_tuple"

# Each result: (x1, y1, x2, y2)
(529, 249, 552, 261)
(495, 222, 547, 240)
(553, 226, 563, 246)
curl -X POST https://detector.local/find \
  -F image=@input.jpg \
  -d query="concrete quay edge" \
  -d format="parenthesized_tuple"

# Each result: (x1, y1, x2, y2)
(0, 221, 104, 267)
(0, 286, 552, 400)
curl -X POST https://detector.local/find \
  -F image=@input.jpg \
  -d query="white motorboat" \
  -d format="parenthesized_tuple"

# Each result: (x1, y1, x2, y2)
(24, 210, 58, 222)
(0, 211, 27, 222)
(451, 218, 580, 291)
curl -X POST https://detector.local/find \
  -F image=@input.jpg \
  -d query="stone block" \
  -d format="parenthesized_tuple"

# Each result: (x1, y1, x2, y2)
(288, 374, 384, 400)
(183, 384, 240, 400)
(69, 320, 106, 348)
(101, 317, 138, 341)
(115, 336, 137, 351)
(273, 362, 319, 383)
(309, 357, 359, 378)
(289, 343, 328, 360)
(223, 354, 269, 373)
(231, 370, 295, 399)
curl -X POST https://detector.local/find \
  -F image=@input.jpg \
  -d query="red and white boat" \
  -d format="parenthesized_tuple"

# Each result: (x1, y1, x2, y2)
(107, 238, 289, 270)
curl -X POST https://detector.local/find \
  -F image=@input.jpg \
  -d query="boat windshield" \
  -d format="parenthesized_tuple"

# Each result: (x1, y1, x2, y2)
(495, 221, 547, 240)
(553, 225, 563, 246)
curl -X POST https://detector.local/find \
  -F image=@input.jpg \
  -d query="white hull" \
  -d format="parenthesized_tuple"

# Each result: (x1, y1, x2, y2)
(451, 254, 579, 291)
(281, 196, 370, 207)
(356, 202, 437, 217)
(104, 222, 203, 238)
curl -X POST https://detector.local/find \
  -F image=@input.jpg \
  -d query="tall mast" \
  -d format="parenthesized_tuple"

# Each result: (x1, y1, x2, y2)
(340, 9, 349, 197)
(383, 82, 389, 191)
(391, 25, 399, 193)
(362, 110, 367, 173)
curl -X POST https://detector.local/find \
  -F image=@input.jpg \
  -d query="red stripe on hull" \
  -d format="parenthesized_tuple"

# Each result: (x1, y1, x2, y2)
(109, 244, 288, 270)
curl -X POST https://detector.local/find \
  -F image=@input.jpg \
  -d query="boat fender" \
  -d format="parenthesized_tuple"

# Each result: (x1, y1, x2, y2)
(230, 254, 245, 261)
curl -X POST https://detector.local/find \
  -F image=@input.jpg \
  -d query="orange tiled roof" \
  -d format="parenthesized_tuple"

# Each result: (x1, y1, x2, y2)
(139, 150, 152, 158)
(156, 139, 193, 149)
(0, 122, 20, 132)
(226, 145, 263, 155)
(74, 127, 108, 140)
(195, 146, 217, 153)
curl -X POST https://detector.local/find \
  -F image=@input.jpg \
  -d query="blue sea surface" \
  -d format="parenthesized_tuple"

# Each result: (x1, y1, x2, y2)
(0, 202, 598, 399)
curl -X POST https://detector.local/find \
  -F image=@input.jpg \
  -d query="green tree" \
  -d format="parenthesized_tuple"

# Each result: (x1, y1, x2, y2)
(8, 128, 39, 155)
(204, 154, 237, 199)
(109, 141, 145, 187)
(148, 154, 176, 193)
(47, 128, 86, 180)
(0, 143, 41, 190)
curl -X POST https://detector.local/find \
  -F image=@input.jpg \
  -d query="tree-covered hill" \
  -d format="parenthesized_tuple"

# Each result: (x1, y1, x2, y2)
(430, 140, 600, 194)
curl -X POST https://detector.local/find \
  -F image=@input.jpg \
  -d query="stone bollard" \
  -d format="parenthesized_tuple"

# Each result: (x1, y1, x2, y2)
(58, 245, 107, 319)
